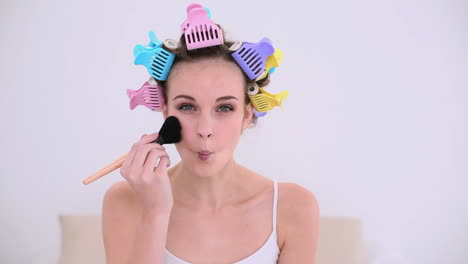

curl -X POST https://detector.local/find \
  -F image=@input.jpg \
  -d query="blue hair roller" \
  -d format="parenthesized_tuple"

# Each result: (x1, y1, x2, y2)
(134, 31, 176, 81)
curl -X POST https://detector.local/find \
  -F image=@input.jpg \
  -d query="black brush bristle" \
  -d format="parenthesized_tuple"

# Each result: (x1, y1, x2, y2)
(151, 116, 182, 145)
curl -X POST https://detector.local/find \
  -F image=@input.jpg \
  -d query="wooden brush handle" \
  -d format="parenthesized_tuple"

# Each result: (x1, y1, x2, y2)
(82, 153, 128, 185)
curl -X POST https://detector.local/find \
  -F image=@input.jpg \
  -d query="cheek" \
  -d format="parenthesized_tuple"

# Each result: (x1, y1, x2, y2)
(177, 117, 195, 142)
(216, 118, 243, 144)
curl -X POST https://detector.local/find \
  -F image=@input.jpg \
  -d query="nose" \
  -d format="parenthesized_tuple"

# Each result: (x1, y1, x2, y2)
(197, 114, 214, 139)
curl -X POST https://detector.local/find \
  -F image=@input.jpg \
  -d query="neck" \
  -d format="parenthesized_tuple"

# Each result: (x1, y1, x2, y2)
(168, 159, 246, 213)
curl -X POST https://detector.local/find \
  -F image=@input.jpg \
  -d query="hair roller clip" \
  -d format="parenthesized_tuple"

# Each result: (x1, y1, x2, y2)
(183, 7, 223, 50)
(255, 48, 283, 81)
(148, 76, 157, 85)
(228, 41, 243, 52)
(247, 83, 260, 96)
(147, 30, 160, 47)
(181, 3, 203, 32)
(231, 38, 274, 80)
(248, 87, 289, 113)
(127, 79, 165, 111)
(254, 109, 268, 117)
(204, 7, 212, 19)
(247, 84, 267, 117)
(163, 39, 178, 51)
(134, 31, 176, 81)
(181, 4, 213, 32)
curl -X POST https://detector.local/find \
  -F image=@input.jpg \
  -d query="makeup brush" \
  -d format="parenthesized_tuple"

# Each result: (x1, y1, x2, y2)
(82, 116, 182, 185)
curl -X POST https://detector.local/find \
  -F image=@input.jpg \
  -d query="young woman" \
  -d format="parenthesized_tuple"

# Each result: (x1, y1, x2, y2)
(102, 6, 319, 264)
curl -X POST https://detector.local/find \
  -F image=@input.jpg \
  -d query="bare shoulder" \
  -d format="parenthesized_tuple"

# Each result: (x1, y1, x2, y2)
(276, 182, 320, 262)
(103, 180, 138, 207)
(102, 180, 142, 229)
(277, 182, 319, 212)
(102, 181, 142, 264)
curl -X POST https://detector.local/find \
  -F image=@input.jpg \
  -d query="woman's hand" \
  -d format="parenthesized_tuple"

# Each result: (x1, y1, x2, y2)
(120, 133, 173, 214)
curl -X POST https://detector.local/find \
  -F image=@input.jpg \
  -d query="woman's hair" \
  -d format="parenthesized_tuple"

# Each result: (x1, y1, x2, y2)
(155, 26, 271, 127)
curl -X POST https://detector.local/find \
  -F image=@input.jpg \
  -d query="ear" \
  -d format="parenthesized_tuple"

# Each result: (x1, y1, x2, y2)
(242, 102, 254, 131)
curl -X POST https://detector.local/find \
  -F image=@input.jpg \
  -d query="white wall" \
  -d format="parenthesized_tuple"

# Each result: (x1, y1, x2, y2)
(1, 0, 466, 263)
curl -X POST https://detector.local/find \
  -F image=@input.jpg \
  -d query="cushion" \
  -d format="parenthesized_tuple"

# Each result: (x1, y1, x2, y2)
(316, 217, 366, 264)
(58, 215, 105, 264)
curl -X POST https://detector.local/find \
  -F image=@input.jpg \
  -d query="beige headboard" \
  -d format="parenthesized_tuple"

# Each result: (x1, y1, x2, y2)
(58, 215, 367, 264)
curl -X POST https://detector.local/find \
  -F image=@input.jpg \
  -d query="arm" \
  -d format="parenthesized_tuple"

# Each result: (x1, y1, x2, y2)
(102, 181, 171, 264)
(277, 183, 320, 264)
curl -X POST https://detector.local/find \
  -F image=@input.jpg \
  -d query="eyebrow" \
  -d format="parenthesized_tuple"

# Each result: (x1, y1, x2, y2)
(173, 95, 239, 102)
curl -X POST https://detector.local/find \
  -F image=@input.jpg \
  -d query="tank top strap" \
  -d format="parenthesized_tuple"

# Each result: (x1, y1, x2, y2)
(272, 179, 278, 232)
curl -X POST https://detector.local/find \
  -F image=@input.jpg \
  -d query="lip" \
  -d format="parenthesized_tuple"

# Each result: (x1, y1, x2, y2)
(197, 151, 212, 161)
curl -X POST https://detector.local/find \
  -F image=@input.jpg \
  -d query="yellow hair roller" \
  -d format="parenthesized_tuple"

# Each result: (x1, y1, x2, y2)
(256, 48, 283, 81)
(248, 84, 289, 113)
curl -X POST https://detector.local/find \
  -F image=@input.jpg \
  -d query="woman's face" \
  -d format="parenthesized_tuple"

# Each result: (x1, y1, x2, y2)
(163, 57, 253, 176)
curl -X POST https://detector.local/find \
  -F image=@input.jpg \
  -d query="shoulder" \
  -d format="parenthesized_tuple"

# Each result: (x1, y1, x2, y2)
(277, 182, 319, 215)
(102, 181, 143, 262)
(103, 180, 135, 204)
(102, 181, 142, 227)
(276, 182, 320, 256)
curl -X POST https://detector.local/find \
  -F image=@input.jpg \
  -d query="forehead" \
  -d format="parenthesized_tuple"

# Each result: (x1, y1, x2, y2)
(166, 57, 246, 99)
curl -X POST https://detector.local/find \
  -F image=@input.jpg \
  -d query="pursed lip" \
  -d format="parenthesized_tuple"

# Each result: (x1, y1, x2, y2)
(198, 150, 212, 155)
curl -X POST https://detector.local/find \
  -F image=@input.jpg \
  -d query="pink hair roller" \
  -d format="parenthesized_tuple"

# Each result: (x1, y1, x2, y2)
(127, 80, 165, 111)
(183, 7, 223, 50)
(181, 3, 204, 32)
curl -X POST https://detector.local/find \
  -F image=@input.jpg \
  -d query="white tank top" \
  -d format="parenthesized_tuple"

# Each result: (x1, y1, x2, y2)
(164, 179, 280, 264)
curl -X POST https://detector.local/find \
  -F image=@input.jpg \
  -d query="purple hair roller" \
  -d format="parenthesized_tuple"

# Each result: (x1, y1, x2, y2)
(254, 109, 268, 117)
(231, 38, 274, 80)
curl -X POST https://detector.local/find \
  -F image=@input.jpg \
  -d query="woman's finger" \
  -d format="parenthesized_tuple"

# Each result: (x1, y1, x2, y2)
(155, 155, 170, 175)
(142, 148, 169, 176)
(140, 133, 159, 144)
(121, 133, 159, 174)
(122, 142, 138, 170)
(133, 143, 165, 167)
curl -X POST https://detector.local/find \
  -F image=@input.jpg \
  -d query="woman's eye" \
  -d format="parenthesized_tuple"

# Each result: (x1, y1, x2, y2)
(178, 104, 233, 112)
(179, 104, 195, 111)
(218, 105, 233, 112)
